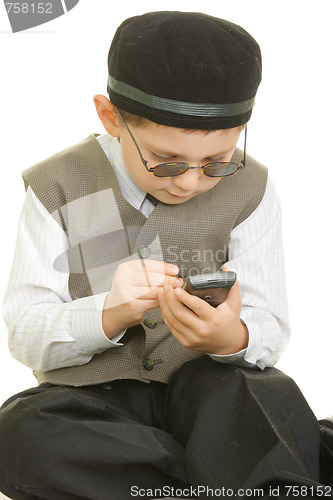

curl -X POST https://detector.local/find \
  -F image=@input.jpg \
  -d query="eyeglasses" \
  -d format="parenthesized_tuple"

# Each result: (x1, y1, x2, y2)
(118, 111, 247, 178)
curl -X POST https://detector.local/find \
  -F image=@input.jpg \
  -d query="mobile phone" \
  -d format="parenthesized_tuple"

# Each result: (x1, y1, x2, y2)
(182, 271, 236, 307)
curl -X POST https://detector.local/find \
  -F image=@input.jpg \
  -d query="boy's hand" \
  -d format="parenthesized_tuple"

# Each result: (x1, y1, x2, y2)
(102, 260, 182, 338)
(157, 271, 248, 355)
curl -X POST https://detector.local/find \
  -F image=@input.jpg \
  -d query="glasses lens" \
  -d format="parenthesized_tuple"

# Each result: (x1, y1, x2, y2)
(204, 162, 239, 178)
(153, 163, 189, 177)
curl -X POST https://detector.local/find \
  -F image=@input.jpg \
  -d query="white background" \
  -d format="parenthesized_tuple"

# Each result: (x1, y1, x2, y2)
(0, 0, 332, 419)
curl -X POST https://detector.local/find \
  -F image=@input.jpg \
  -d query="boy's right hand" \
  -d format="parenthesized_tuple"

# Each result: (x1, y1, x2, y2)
(102, 260, 182, 339)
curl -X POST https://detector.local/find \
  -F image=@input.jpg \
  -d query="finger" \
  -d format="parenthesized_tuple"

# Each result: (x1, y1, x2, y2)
(133, 285, 171, 300)
(158, 290, 187, 339)
(172, 287, 212, 318)
(138, 298, 160, 310)
(126, 298, 161, 311)
(105, 289, 160, 308)
(218, 277, 241, 308)
(126, 275, 183, 300)
(137, 261, 179, 291)
(158, 287, 206, 348)
(127, 272, 183, 288)
(159, 286, 199, 332)
(130, 259, 179, 276)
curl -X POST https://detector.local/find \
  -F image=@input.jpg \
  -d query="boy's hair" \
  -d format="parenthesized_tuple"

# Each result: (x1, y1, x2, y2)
(107, 12, 261, 131)
(116, 109, 147, 128)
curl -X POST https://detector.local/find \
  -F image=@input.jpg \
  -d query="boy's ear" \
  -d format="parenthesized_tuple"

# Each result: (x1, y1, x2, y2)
(93, 95, 120, 137)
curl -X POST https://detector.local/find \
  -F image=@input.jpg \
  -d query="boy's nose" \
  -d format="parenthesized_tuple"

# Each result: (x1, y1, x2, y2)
(171, 167, 202, 192)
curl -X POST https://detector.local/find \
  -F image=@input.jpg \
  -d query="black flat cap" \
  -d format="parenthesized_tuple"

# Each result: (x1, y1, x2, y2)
(107, 11, 262, 129)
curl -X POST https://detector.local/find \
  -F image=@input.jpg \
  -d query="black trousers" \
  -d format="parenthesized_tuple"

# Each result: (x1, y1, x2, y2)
(0, 357, 331, 500)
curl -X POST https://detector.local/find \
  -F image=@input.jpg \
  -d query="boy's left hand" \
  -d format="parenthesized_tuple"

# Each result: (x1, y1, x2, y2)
(157, 274, 248, 355)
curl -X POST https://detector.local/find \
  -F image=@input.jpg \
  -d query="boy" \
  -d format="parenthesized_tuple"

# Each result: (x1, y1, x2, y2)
(0, 11, 330, 500)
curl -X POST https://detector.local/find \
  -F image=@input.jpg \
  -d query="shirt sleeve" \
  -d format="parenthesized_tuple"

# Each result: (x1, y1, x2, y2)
(208, 177, 290, 369)
(2, 186, 125, 372)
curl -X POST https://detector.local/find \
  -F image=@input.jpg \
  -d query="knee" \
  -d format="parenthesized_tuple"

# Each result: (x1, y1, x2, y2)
(0, 387, 60, 487)
(165, 357, 246, 440)
(0, 394, 39, 474)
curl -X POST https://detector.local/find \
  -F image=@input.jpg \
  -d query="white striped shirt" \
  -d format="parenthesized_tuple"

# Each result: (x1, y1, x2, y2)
(2, 134, 290, 372)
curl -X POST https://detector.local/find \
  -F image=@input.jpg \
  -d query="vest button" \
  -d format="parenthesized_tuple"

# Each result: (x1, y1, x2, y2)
(143, 318, 157, 329)
(138, 245, 150, 259)
(143, 357, 155, 371)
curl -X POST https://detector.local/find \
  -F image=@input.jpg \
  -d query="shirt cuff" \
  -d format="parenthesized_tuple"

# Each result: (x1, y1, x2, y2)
(72, 292, 124, 353)
(207, 318, 258, 369)
(208, 348, 256, 368)
(239, 308, 289, 369)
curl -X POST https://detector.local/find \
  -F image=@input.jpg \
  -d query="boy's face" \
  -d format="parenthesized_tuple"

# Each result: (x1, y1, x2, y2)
(118, 120, 242, 205)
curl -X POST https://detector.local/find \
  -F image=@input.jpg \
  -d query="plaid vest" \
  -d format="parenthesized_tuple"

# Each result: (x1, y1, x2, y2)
(22, 134, 267, 386)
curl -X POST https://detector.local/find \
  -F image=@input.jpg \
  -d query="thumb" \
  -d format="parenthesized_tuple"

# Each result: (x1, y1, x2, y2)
(217, 267, 241, 312)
